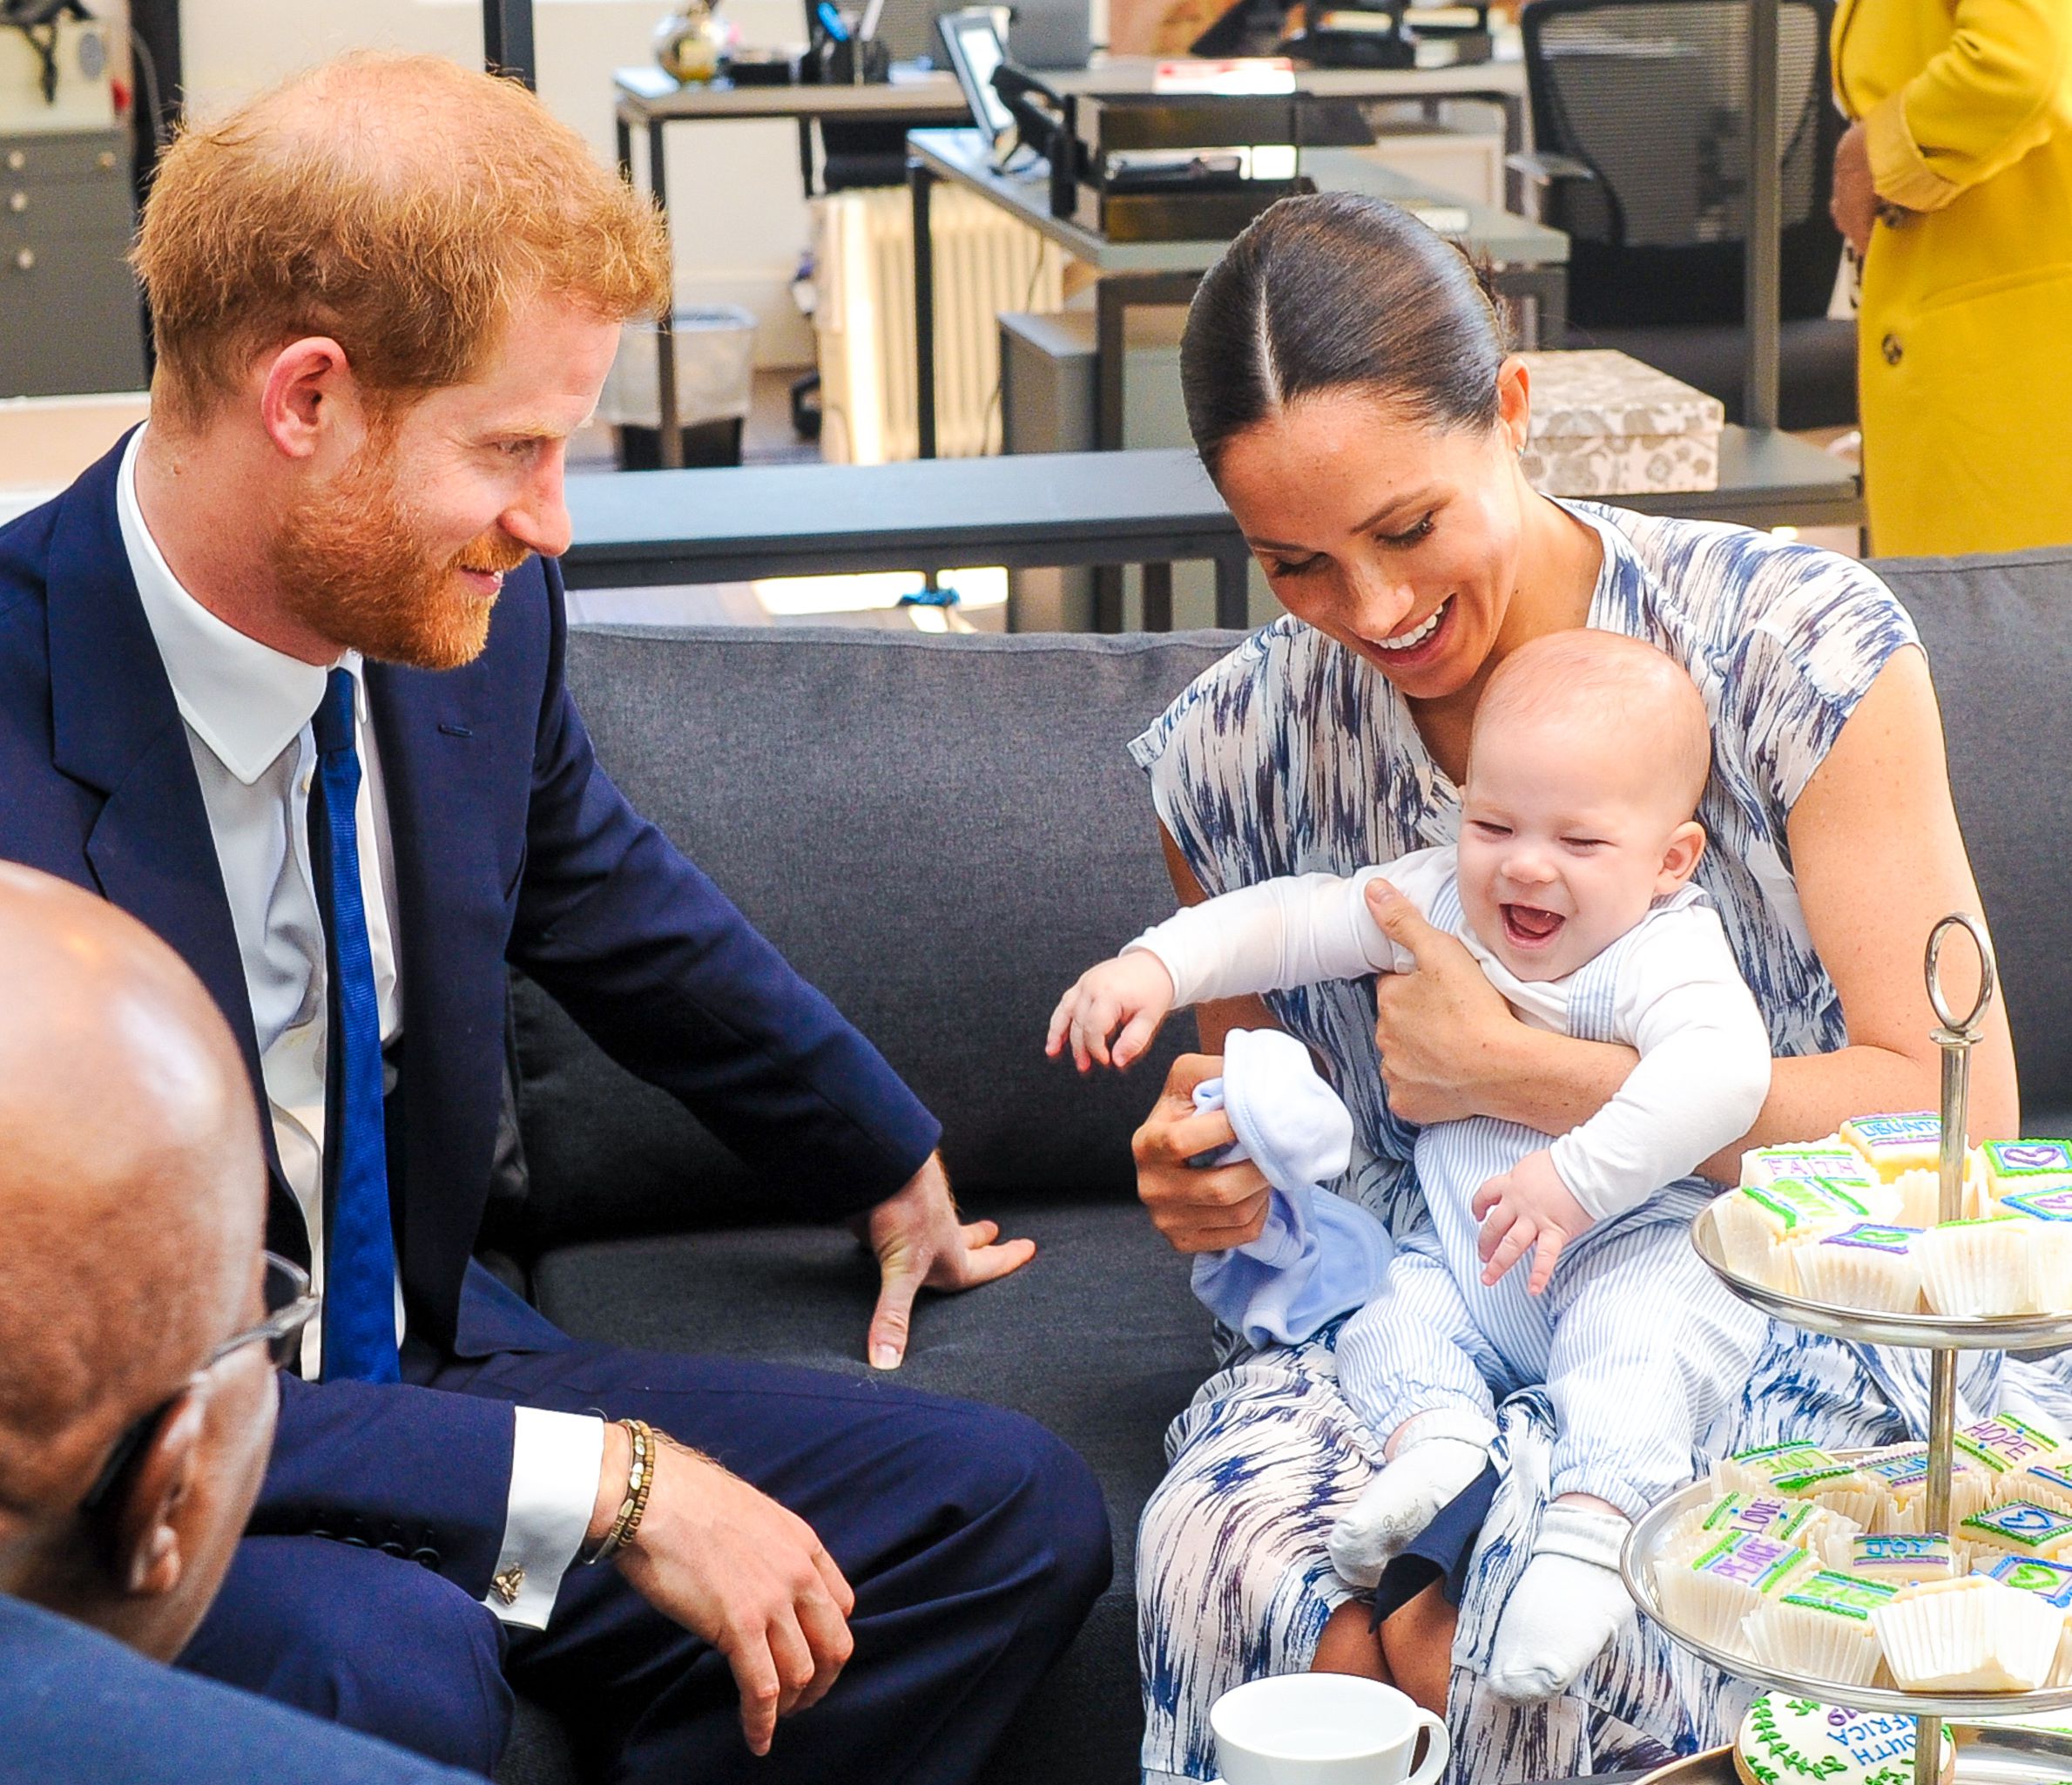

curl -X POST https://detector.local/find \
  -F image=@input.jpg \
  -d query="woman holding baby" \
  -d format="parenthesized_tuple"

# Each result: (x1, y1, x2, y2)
(1119, 193, 2060, 1784)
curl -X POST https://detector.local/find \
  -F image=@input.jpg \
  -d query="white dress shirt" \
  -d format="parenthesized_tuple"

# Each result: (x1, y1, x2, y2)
(117, 428, 602, 1630)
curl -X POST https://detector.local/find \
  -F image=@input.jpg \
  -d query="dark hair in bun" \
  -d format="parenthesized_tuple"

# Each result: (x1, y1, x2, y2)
(1180, 190, 1511, 475)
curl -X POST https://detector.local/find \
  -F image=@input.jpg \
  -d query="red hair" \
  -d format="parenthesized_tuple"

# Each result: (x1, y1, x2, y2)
(133, 52, 672, 430)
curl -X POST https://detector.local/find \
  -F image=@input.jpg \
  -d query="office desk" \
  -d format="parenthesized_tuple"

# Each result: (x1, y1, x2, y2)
(561, 432, 1859, 632)
(1631, 427, 1862, 531)
(610, 57, 1536, 466)
(612, 64, 970, 467)
(907, 126, 1568, 460)
(561, 448, 1256, 623)
(1048, 54, 1530, 177)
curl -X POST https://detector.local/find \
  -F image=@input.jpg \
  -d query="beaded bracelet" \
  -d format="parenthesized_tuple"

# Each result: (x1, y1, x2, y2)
(587, 1417, 658, 1565)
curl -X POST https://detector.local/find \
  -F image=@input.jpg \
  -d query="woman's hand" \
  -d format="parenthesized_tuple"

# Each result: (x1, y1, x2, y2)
(1832, 120, 1879, 256)
(1132, 1052, 1272, 1254)
(1364, 879, 1521, 1125)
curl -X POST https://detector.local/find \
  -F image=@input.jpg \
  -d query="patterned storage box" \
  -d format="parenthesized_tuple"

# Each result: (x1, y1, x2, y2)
(1518, 349, 1725, 496)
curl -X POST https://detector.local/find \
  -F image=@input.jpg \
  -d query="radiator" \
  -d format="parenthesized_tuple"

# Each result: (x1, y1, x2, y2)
(812, 186, 1065, 463)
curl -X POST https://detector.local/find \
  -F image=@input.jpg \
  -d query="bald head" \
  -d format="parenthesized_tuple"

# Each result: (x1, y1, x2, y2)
(0, 867, 264, 1525)
(1473, 630, 1712, 819)
(244, 52, 562, 193)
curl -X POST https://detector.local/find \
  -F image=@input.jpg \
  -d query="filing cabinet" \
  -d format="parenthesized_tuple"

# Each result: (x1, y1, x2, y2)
(0, 127, 146, 397)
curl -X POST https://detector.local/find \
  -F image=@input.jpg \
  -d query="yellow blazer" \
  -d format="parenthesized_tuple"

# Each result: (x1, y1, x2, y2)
(1833, 0, 2072, 554)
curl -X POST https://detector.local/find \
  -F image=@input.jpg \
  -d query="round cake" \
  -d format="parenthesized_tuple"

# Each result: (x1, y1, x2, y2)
(1733, 1693, 1955, 1785)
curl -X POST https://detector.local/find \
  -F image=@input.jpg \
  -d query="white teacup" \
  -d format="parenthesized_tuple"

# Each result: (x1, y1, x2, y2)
(1210, 1673, 1450, 1785)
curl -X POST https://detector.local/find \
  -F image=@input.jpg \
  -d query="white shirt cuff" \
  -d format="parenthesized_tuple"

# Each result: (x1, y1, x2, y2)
(481, 1407, 606, 1630)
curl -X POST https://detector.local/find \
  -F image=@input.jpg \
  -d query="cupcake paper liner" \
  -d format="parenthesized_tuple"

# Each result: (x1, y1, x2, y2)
(1657, 1533, 1815, 1653)
(1918, 1220, 2038, 1317)
(1870, 1577, 2063, 1691)
(2005, 1464, 2072, 1518)
(1744, 1573, 1893, 1686)
(1892, 1156, 1990, 1226)
(1792, 1238, 1926, 1314)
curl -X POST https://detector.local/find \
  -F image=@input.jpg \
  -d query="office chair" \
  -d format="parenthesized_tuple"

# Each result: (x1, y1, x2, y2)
(808, 0, 952, 193)
(1517, 0, 1857, 429)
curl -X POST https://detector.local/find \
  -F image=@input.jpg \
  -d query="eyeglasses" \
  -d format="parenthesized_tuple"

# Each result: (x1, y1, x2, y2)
(78, 1252, 316, 1518)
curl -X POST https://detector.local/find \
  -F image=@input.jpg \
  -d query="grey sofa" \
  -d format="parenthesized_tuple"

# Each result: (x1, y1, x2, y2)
(493, 541, 2072, 1785)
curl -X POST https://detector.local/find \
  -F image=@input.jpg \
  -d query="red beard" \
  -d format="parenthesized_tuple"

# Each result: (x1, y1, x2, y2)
(270, 444, 530, 671)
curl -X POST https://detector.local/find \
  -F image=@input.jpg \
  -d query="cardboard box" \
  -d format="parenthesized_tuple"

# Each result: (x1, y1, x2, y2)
(1518, 348, 1724, 496)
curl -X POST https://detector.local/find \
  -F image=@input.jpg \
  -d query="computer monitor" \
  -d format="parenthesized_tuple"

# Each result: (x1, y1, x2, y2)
(938, 7, 1019, 145)
(1002, 0, 1093, 70)
(870, 0, 1090, 68)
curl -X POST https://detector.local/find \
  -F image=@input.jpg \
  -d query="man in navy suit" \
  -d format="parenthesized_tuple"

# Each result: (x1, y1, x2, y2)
(0, 50, 1107, 1782)
(0, 865, 476, 1784)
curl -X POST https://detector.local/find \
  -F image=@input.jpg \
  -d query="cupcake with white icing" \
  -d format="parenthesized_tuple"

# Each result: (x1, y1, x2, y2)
(1974, 1555, 2072, 1686)
(1919, 1215, 2042, 1316)
(1657, 1530, 1816, 1653)
(1744, 1568, 1896, 1684)
(1856, 1443, 1993, 1532)
(1792, 1221, 1927, 1313)
(1715, 1180, 1897, 1289)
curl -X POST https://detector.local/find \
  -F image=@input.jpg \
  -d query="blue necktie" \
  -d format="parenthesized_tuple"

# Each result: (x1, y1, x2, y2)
(310, 668, 402, 1384)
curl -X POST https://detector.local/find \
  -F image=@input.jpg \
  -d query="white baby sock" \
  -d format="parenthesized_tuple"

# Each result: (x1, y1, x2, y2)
(1327, 1410, 1496, 1589)
(1486, 1501, 1636, 1700)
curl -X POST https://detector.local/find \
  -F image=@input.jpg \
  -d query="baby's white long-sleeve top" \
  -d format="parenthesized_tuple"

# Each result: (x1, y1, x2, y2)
(1128, 844, 1772, 1221)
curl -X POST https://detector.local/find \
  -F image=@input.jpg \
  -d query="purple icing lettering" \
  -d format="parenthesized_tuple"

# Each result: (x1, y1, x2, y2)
(1705, 1535, 1788, 1584)
(2000, 1142, 2072, 1172)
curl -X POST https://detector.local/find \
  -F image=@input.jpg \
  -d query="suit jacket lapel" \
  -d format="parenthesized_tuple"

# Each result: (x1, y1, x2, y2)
(44, 436, 301, 1241)
(366, 660, 506, 1344)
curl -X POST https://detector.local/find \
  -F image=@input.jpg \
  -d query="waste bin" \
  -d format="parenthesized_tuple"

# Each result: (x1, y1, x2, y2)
(601, 303, 757, 469)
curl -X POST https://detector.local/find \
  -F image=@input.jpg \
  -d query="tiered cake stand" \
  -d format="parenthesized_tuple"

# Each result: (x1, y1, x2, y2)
(1621, 916, 2072, 1785)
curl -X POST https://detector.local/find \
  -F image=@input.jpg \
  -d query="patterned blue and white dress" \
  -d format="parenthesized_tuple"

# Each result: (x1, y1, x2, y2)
(1128, 504, 2072, 1785)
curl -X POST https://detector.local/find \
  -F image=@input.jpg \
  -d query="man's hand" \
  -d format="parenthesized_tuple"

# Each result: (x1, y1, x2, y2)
(1365, 880, 1519, 1126)
(1831, 120, 1879, 257)
(852, 1155, 1035, 1369)
(602, 1427, 855, 1757)
(1470, 1148, 1593, 1294)
(1046, 951, 1178, 1071)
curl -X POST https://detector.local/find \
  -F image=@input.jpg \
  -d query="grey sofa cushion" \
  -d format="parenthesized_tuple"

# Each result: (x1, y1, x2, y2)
(1882, 546, 2072, 1124)
(510, 628, 1239, 1254)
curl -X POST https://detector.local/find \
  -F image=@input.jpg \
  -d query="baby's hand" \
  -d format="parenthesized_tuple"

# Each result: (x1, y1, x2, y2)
(1470, 1150, 1594, 1295)
(1045, 953, 1177, 1072)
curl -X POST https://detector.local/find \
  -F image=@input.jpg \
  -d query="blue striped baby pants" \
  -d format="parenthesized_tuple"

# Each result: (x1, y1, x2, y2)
(1334, 879, 1770, 1516)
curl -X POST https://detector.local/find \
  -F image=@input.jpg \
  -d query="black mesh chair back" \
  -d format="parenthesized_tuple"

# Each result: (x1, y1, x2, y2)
(817, 119, 913, 191)
(1521, 0, 1845, 329)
